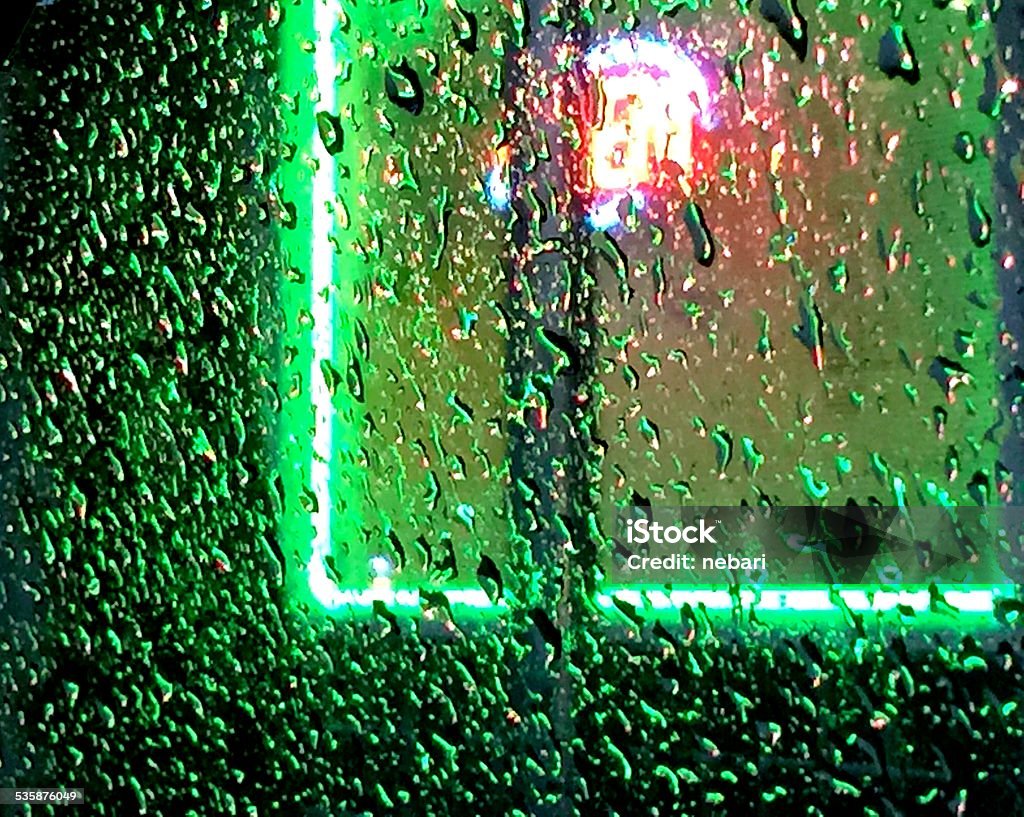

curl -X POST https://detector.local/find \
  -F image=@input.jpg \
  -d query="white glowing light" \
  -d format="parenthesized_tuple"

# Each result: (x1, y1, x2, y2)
(318, 583, 1000, 619)
(585, 193, 626, 230)
(484, 145, 512, 211)
(485, 165, 511, 210)
(308, 0, 342, 610)
(635, 588, 1000, 616)
(583, 37, 711, 225)
(369, 555, 393, 578)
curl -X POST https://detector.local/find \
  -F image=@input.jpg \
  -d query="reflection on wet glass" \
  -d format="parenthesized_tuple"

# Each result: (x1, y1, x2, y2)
(290, 0, 1023, 600)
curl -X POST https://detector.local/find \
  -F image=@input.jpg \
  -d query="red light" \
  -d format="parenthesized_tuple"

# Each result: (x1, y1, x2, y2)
(580, 38, 711, 228)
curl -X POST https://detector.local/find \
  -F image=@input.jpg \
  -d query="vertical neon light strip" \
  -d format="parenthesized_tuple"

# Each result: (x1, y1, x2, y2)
(306, 0, 343, 609)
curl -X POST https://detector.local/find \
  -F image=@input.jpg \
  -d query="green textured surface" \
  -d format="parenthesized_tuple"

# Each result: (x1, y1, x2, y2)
(0, 1, 1022, 815)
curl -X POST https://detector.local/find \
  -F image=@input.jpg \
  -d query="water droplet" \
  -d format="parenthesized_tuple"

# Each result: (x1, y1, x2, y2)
(314, 110, 343, 156)
(967, 191, 992, 247)
(953, 131, 976, 163)
(683, 201, 715, 267)
(760, 0, 809, 62)
(878, 25, 921, 85)
(385, 61, 424, 116)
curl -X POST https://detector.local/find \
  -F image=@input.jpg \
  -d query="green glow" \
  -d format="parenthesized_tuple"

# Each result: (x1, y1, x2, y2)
(279, 4, 1011, 629)
(277, 0, 317, 606)
(595, 585, 1005, 615)
(306, 0, 340, 610)
(281, 0, 363, 611)
(307, 584, 1007, 626)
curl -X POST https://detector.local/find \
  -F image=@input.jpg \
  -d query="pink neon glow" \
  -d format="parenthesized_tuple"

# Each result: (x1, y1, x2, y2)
(582, 38, 711, 228)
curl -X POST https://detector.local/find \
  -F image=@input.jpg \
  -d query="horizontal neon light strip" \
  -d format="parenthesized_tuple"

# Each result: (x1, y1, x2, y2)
(317, 586, 1007, 616)
(597, 587, 1005, 614)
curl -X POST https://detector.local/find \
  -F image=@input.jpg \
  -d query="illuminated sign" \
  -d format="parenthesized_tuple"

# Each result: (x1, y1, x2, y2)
(583, 38, 710, 228)
(484, 38, 711, 229)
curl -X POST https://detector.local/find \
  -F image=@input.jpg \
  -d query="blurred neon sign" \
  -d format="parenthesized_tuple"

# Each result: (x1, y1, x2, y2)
(583, 38, 710, 228)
